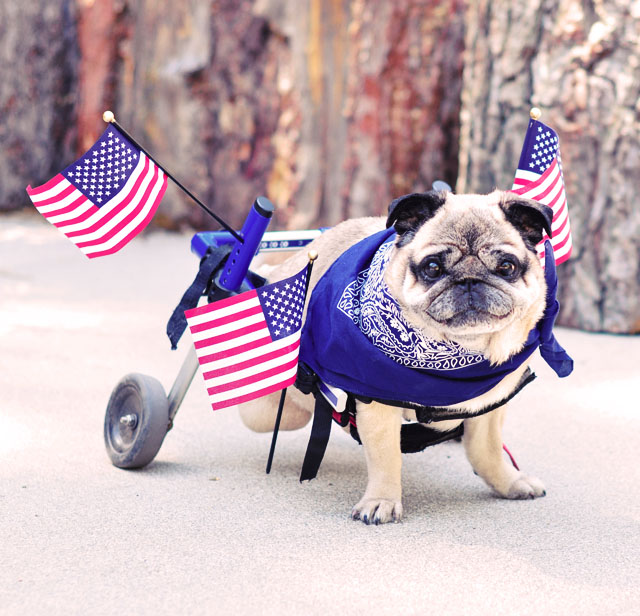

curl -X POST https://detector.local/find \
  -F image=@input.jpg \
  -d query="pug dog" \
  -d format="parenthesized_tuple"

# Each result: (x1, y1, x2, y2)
(238, 189, 553, 524)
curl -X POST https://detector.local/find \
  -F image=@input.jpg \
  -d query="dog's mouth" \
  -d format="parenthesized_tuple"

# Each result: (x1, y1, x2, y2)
(437, 308, 509, 331)
(425, 280, 513, 328)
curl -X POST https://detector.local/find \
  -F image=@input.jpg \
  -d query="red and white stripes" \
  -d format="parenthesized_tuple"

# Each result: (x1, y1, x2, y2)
(27, 152, 167, 258)
(512, 158, 572, 265)
(186, 291, 301, 410)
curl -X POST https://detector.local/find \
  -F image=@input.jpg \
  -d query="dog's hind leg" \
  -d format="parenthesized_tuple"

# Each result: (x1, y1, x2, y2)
(238, 389, 312, 433)
(351, 401, 404, 524)
(463, 405, 546, 499)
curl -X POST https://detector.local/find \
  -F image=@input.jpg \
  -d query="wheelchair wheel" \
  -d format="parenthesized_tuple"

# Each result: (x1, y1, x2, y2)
(104, 373, 169, 469)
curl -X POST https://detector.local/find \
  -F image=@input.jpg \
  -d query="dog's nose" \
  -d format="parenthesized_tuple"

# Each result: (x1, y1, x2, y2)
(455, 278, 488, 310)
(457, 278, 481, 292)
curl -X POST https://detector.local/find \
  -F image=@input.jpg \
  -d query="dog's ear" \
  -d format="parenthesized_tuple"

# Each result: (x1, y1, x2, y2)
(386, 191, 447, 235)
(500, 195, 553, 249)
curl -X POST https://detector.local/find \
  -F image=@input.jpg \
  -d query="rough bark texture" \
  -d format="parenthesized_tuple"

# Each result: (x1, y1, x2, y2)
(108, 0, 284, 230)
(0, 1, 77, 211)
(48, 0, 464, 231)
(256, 0, 465, 227)
(5, 0, 639, 333)
(458, 0, 640, 333)
(75, 0, 128, 154)
(10, 0, 464, 229)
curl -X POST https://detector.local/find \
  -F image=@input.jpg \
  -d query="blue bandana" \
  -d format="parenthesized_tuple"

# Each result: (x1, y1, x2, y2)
(299, 229, 572, 409)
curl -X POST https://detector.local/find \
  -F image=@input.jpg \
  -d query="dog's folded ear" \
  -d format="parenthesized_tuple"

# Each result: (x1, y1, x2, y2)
(500, 195, 553, 249)
(386, 191, 447, 235)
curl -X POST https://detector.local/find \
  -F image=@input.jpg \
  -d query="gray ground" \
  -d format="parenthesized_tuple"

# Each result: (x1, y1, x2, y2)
(2, 211, 639, 616)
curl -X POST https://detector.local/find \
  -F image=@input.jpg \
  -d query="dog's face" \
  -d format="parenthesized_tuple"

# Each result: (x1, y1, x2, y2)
(384, 190, 552, 363)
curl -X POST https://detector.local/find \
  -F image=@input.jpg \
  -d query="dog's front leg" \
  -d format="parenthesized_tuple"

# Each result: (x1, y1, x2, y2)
(351, 401, 404, 524)
(463, 406, 546, 499)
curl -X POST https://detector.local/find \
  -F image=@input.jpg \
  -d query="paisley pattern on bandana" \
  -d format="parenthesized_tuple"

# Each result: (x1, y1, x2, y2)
(337, 241, 485, 371)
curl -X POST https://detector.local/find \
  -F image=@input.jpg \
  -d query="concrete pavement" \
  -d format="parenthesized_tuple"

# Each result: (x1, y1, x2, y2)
(1, 211, 639, 615)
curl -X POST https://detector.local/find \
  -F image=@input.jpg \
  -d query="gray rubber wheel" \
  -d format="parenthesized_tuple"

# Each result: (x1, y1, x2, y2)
(104, 373, 169, 469)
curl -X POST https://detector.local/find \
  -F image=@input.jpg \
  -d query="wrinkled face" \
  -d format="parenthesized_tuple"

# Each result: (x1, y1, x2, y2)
(385, 191, 547, 343)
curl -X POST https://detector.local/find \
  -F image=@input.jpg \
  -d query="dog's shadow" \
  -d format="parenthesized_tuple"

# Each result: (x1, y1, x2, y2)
(262, 437, 640, 589)
(145, 424, 640, 590)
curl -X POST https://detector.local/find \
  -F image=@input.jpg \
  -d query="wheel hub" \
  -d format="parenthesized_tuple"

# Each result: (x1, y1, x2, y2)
(119, 413, 138, 429)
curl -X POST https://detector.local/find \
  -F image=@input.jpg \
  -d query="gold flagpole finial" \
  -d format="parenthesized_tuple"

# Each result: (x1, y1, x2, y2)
(530, 107, 542, 121)
(307, 250, 318, 262)
(103, 110, 115, 123)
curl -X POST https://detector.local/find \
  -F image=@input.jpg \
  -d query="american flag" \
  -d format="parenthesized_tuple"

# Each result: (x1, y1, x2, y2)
(185, 266, 309, 410)
(511, 118, 572, 265)
(26, 125, 167, 258)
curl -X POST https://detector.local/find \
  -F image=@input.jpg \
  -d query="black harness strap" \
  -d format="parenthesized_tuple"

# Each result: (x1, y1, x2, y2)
(413, 368, 536, 422)
(299, 393, 333, 482)
(343, 405, 465, 453)
(349, 367, 537, 423)
(166, 244, 233, 350)
(295, 364, 537, 481)
(400, 422, 464, 453)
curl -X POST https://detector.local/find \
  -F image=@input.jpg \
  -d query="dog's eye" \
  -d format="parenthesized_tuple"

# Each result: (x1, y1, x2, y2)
(423, 259, 443, 280)
(496, 259, 519, 280)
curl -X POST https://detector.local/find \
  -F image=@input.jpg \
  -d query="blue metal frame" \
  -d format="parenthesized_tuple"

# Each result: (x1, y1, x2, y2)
(190, 197, 326, 293)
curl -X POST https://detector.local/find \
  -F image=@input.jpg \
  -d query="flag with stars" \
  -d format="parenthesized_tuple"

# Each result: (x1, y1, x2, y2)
(185, 265, 309, 410)
(26, 125, 167, 258)
(511, 118, 572, 265)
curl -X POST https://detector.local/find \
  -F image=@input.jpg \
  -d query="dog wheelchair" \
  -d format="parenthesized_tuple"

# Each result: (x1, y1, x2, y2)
(103, 196, 323, 469)
(103, 180, 459, 471)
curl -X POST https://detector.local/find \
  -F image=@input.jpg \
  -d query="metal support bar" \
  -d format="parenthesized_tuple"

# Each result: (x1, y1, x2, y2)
(163, 199, 274, 430)
(167, 346, 200, 427)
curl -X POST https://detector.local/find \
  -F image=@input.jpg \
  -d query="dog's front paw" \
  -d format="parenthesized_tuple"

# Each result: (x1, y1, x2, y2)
(505, 474, 546, 500)
(351, 498, 403, 525)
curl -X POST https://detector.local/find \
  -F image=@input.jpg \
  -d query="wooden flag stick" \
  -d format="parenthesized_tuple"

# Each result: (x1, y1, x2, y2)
(265, 250, 318, 474)
(102, 110, 243, 244)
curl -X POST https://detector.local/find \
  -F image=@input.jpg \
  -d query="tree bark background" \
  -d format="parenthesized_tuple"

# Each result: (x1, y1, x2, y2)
(458, 0, 640, 332)
(0, 1, 77, 211)
(3, 0, 639, 333)
(7, 0, 464, 230)
(254, 0, 464, 227)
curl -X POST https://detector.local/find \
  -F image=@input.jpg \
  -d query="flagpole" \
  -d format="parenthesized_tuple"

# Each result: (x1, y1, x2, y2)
(102, 110, 244, 244)
(266, 250, 318, 475)
(302, 250, 318, 297)
(530, 107, 542, 120)
(265, 388, 288, 475)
